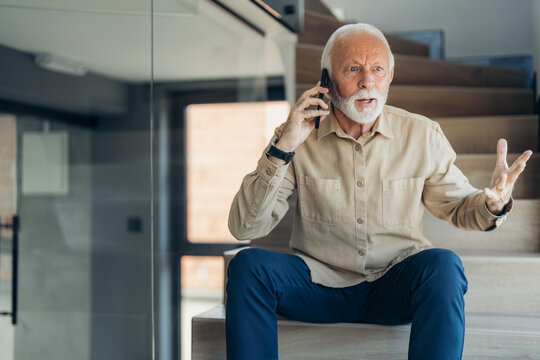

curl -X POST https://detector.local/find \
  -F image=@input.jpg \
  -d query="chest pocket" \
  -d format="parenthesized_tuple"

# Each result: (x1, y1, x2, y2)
(382, 177, 424, 229)
(298, 175, 341, 225)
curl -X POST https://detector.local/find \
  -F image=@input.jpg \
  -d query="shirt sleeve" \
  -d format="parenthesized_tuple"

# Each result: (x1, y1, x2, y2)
(228, 152, 296, 240)
(422, 123, 512, 231)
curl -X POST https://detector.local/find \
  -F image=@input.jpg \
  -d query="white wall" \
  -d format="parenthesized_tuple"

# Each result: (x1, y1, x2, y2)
(324, 0, 533, 60)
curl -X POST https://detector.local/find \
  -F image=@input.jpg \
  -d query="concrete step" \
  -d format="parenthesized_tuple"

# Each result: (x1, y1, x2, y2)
(295, 84, 535, 117)
(435, 115, 539, 154)
(425, 199, 540, 252)
(455, 153, 540, 199)
(299, 10, 430, 57)
(296, 43, 526, 87)
(192, 304, 540, 359)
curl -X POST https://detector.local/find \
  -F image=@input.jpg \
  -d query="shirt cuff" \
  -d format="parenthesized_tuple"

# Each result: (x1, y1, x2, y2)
(481, 195, 514, 231)
(257, 153, 289, 184)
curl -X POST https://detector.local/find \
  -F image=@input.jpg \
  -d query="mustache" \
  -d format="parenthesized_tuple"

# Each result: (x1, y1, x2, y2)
(329, 81, 383, 102)
(349, 89, 383, 101)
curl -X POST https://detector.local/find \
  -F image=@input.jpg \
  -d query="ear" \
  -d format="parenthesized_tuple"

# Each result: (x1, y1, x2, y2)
(389, 68, 394, 83)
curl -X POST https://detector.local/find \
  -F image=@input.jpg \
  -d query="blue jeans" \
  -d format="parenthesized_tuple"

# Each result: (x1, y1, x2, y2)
(226, 248, 468, 360)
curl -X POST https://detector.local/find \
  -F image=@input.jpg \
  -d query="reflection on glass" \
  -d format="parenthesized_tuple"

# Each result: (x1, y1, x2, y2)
(186, 101, 290, 243)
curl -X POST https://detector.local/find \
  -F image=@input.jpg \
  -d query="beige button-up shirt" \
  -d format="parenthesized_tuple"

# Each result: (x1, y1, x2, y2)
(228, 104, 511, 288)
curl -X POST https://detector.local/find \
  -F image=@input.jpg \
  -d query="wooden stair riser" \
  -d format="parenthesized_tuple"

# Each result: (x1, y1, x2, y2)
(246, 198, 540, 255)
(299, 10, 429, 57)
(436, 115, 539, 153)
(224, 248, 540, 314)
(296, 44, 525, 87)
(425, 199, 540, 252)
(455, 153, 540, 199)
(461, 254, 540, 313)
(295, 84, 534, 117)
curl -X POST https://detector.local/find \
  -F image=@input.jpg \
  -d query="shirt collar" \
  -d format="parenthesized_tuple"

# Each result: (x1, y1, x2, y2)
(317, 103, 394, 140)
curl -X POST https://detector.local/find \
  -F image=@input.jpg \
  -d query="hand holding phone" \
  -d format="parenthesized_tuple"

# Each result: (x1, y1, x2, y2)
(315, 68, 329, 129)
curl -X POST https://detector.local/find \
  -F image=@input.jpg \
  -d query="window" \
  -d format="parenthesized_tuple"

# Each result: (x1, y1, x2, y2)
(186, 101, 290, 243)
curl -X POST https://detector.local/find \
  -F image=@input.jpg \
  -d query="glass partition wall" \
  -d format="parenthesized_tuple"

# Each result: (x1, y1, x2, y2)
(152, 1, 294, 358)
(0, 1, 155, 359)
(0, 0, 295, 359)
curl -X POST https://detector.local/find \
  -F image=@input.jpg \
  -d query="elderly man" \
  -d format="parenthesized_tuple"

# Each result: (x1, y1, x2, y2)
(226, 23, 532, 360)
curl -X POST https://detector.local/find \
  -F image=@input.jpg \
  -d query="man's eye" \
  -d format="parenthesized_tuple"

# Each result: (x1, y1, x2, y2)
(375, 66, 383, 71)
(349, 66, 357, 72)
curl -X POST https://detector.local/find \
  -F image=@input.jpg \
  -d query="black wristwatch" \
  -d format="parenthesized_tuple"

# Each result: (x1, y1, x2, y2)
(265, 137, 295, 164)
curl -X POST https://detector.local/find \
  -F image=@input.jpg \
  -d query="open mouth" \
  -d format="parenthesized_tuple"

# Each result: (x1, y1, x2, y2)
(357, 98, 375, 104)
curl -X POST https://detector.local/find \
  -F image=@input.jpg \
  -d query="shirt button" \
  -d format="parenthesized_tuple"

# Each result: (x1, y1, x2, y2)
(355, 144, 361, 151)
(266, 169, 273, 176)
(357, 217, 364, 225)
(356, 180, 364, 188)
(358, 249, 365, 256)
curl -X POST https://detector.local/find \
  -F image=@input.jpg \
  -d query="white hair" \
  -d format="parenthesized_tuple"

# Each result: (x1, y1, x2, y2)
(321, 23, 395, 76)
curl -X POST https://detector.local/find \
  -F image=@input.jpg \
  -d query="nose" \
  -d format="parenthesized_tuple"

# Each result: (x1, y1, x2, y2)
(358, 70, 375, 89)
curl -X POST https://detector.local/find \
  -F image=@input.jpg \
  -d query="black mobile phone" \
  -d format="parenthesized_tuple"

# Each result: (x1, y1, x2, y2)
(315, 68, 329, 129)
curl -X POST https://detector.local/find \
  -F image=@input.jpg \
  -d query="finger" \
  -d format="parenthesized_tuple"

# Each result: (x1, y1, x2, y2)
(495, 139, 508, 169)
(512, 150, 533, 166)
(301, 109, 330, 120)
(300, 84, 330, 100)
(506, 160, 527, 185)
(301, 96, 329, 110)
(506, 150, 532, 182)
(495, 172, 507, 191)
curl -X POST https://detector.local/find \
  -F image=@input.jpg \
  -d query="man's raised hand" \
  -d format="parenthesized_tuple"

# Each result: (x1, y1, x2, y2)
(483, 139, 532, 214)
(274, 82, 329, 153)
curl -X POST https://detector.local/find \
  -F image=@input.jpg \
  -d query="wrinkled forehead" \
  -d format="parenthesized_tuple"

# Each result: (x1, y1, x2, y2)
(331, 32, 391, 67)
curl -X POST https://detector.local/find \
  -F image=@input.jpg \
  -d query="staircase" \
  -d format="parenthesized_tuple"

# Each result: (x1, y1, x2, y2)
(193, 2, 540, 359)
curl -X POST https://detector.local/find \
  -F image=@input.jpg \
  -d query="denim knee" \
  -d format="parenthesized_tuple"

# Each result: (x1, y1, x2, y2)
(421, 249, 468, 293)
(227, 248, 273, 289)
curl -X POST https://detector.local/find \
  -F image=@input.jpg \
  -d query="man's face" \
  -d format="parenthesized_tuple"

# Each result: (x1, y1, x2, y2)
(329, 32, 394, 124)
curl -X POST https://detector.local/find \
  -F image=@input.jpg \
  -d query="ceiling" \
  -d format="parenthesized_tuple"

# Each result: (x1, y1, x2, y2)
(0, 0, 293, 82)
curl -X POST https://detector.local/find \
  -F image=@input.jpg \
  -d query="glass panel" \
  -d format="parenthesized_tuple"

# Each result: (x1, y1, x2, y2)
(152, 0, 295, 358)
(0, 2, 153, 360)
(186, 101, 289, 243)
(180, 256, 224, 360)
(0, 0, 197, 15)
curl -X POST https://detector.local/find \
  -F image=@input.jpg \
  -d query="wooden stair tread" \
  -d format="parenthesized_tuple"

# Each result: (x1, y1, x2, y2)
(195, 304, 540, 334)
(296, 44, 525, 87)
(299, 10, 429, 57)
(193, 305, 540, 359)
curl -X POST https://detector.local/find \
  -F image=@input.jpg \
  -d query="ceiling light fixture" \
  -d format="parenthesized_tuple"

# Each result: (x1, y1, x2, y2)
(35, 53, 87, 76)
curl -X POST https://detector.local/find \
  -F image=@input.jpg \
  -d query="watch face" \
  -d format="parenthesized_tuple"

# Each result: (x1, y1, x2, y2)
(283, 152, 294, 162)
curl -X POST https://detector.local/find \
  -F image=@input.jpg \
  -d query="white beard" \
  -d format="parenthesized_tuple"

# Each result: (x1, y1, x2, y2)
(330, 83, 388, 124)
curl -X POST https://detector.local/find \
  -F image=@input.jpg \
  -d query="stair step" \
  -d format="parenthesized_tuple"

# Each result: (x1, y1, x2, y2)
(460, 251, 540, 313)
(425, 199, 540, 252)
(192, 305, 540, 359)
(295, 84, 534, 117)
(296, 44, 526, 87)
(435, 115, 539, 153)
(305, 0, 334, 17)
(455, 153, 540, 199)
(224, 248, 540, 314)
(299, 10, 430, 57)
